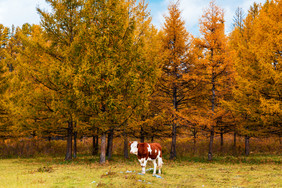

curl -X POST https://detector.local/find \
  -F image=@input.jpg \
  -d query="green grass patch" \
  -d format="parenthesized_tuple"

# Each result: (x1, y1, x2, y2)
(0, 155, 281, 187)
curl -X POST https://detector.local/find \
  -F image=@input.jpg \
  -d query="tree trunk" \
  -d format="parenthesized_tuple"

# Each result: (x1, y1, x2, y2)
(106, 129, 114, 160)
(92, 135, 98, 155)
(233, 132, 237, 147)
(208, 67, 216, 161)
(170, 85, 177, 160)
(245, 136, 250, 156)
(233, 132, 237, 155)
(100, 133, 106, 164)
(220, 130, 224, 152)
(92, 135, 95, 155)
(140, 127, 145, 143)
(193, 129, 197, 154)
(65, 121, 73, 161)
(151, 136, 154, 143)
(208, 128, 214, 161)
(73, 131, 77, 159)
(170, 123, 177, 160)
(123, 132, 129, 159)
(95, 135, 99, 154)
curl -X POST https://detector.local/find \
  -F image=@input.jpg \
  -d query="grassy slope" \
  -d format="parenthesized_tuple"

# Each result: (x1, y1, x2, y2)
(0, 155, 281, 188)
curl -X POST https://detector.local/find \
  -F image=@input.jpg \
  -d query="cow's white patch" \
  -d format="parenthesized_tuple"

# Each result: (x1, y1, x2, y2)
(157, 150, 161, 158)
(156, 150, 163, 174)
(130, 141, 138, 155)
(155, 149, 157, 153)
(147, 144, 152, 154)
(138, 158, 145, 164)
(139, 158, 148, 174)
(152, 159, 157, 175)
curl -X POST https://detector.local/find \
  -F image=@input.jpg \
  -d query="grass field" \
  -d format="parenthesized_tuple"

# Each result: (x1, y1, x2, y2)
(0, 155, 281, 188)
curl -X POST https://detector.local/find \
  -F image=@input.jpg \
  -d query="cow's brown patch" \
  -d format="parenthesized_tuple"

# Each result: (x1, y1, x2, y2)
(137, 143, 162, 160)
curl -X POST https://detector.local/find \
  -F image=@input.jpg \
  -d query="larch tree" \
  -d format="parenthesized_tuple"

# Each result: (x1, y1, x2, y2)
(230, 0, 281, 155)
(38, 0, 84, 160)
(0, 25, 32, 139)
(0, 24, 11, 139)
(228, 3, 263, 156)
(196, 0, 232, 161)
(253, 0, 281, 139)
(159, 1, 199, 160)
(8, 25, 70, 143)
(227, 6, 246, 152)
(73, 0, 159, 164)
(73, 0, 136, 164)
(17, 0, 85, 160)
(125, 0, 163, 144)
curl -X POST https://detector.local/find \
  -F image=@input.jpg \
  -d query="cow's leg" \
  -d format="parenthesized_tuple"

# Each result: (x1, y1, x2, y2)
(157, 157, 163, 174)
(139, 164, 145, 174)
(152, 159, 157, 175)
(139, 158, 147, 174)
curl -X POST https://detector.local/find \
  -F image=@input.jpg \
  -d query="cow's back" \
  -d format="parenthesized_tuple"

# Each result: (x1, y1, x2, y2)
(137, 142, 162, 160)
(148, 143, 162, 159)
(151, 143, 162, 151)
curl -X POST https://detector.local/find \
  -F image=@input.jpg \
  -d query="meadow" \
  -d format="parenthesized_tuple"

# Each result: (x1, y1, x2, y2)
(0, 136, 281, 187)
(0, 155, 281, 188)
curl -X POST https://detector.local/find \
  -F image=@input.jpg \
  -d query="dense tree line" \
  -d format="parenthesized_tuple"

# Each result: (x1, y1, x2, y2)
(0, 0, 281, 163)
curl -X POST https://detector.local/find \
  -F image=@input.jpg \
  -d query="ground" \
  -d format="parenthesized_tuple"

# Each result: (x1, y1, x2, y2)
(0, 155, 281, 187)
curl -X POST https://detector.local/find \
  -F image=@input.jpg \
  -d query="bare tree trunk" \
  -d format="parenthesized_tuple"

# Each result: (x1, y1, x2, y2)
(92, 134, 98, 155)
(170, 86, 177, 160)
(65, 121, 73, 161)
(220, 130, 224, 152)
(245, 136, 250, 156)
(193, 130, 197, 155)
(233, 132, 237, 155)
(151, 136, 154, 143)
(100, 133, 106, 164)
(93, 129, 99, 155)
(73, 131, 77, 159)
(92, 135, 96, 155)
(208, 67, 216, 161)
(234, 132, 237, 147)
(170, 123, 177, 160)
(123, 132, 129, 159)
(107, 129, 114, 160)
(95, 135, 99, 154)
(208, 128, 214, 161)
(140, 127, 145, 143)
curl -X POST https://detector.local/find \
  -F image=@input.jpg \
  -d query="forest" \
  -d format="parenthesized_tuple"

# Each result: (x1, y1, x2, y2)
(0, 0, 281, 165)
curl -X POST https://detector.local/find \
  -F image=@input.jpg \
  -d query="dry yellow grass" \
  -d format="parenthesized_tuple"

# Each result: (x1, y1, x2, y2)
(0, 155, 281, 187)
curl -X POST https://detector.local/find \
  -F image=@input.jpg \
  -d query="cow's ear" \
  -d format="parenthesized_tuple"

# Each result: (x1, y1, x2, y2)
(128, 141, 132, 146)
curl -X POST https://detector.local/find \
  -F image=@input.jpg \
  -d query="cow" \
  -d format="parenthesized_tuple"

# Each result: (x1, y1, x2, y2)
(129, 141, 163, 175)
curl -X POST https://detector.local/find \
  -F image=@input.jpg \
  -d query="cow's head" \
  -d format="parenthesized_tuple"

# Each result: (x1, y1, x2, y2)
(129, 141, 138, 155)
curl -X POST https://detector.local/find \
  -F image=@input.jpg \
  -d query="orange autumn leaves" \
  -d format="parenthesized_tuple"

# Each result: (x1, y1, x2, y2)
(0, 0, 280, 161)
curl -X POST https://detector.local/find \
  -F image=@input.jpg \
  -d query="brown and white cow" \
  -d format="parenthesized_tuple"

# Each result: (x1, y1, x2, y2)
(129, 141, 163, 175)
